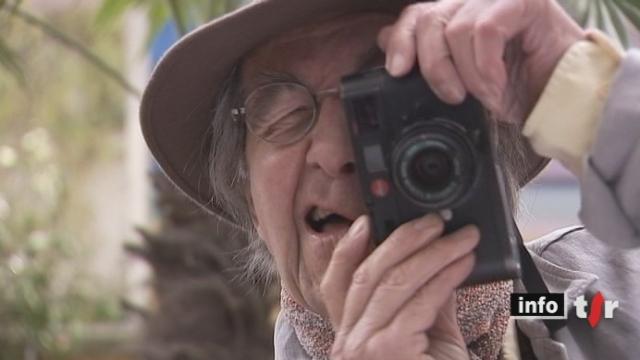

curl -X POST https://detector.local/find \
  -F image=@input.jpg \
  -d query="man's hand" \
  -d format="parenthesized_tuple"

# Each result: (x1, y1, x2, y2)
(321, 214, 478, 359)
(378, 0, 586, 121)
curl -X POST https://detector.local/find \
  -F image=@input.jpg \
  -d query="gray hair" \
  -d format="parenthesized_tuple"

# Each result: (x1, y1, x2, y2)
(208, 64, 278, 287)
(208, 43, 532, 286)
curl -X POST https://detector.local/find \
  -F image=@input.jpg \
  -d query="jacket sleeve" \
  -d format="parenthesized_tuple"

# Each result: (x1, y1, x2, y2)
(579, 49, 640, 248)
(522, 32, 639, 248)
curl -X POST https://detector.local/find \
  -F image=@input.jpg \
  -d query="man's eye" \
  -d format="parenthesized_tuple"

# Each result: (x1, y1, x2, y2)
(267, 104, 311, 122)
(255, 106, 313, 141)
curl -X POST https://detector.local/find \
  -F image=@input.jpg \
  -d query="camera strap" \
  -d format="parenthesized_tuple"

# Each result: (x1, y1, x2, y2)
(515, 225, 568, 335)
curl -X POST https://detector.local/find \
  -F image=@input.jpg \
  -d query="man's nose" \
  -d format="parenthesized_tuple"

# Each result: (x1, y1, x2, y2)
(305, 99, 356, 178)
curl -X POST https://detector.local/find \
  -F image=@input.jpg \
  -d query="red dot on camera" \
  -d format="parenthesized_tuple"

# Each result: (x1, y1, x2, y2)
(370, 179, 390, 198)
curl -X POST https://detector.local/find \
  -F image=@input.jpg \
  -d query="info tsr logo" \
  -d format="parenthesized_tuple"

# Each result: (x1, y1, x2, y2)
(511, 291, 619, 328)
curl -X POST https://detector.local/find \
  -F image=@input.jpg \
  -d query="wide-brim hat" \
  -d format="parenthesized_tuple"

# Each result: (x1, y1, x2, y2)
(140, 0, 549, 228)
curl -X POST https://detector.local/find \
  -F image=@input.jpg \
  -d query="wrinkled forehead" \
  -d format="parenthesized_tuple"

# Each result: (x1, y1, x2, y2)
(240, 13, 395, 91)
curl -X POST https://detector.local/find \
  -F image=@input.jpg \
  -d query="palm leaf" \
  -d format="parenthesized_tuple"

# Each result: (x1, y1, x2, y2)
(602, 0, 629, 46)
(562, 0, 640, 48)
(579, 0, 595, 26)
(613, 0, 640, 32)
(559, 0, 585, 24)
(628, 0, 640, 7)
(595, 0, 607, 29)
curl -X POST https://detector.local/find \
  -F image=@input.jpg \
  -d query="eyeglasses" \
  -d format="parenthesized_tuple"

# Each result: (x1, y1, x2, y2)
(231, 81, 339, 145)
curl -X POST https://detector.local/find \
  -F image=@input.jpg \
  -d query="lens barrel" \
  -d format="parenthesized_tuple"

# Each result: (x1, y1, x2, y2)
(392, 119, 476, 209)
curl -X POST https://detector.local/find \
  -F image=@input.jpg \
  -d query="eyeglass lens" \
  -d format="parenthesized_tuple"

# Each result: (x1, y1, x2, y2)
(244, 82, 317, 144)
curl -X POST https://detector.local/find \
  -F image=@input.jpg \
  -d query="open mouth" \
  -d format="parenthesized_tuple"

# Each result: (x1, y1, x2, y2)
(305, 206, 353, 234)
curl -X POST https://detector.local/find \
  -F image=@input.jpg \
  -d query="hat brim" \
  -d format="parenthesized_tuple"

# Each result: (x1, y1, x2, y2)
(140, 0, 548, 229)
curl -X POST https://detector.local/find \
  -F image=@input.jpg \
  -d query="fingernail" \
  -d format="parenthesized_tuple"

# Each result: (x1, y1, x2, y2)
(464, 226, 481, 247)
(444, 85, 465, 103)
(387, 53, 406, 76)
(348, 215, 367, 239)
(413, 213, 441, 231)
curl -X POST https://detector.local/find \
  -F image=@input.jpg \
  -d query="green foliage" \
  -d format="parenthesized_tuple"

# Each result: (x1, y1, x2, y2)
(95, 0, 143, 29)
(0, 1, 246, 358)
(0, 0, 24, 85)
(563, 0, 640, 47)
(1, 0, 138, 95)
(0, 5, 126, 359)
(603, 0, 629, 45)
(95, 0, 243, 44)
(614, 0, 640, 31)
(0, 37, 24, 85)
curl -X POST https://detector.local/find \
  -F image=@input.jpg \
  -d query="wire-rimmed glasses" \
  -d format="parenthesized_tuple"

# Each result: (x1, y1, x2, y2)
(231, 81, 339, 145)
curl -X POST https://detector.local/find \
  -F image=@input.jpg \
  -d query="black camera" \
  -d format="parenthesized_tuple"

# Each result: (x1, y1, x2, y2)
(340, 67, 520, 285)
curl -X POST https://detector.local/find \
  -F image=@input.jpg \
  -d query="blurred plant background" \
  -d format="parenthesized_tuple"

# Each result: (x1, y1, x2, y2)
(0, 1, 131, 359)
(0, 0, 639, 359)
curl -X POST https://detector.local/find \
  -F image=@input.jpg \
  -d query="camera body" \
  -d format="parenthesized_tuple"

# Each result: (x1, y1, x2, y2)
(340, 67, 520, 285)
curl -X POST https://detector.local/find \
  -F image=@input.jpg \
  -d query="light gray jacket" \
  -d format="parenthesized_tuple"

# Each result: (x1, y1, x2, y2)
(274, 50, 640, 360)
(513, 49, 640, 360)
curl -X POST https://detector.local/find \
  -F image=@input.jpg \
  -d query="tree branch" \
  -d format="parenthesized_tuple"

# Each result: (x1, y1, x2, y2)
(2, 4, 141, 97)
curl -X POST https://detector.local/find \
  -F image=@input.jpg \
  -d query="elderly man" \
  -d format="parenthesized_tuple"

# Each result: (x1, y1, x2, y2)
(140, 0, 640, 359)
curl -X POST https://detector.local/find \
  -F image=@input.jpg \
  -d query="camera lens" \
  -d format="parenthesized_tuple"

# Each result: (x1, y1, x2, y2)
(410, 149, 454, 192)
(392, 120, 476, 209)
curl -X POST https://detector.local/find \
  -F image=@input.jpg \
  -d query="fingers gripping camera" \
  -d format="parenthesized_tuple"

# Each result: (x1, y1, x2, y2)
(340, 67, 520, 286)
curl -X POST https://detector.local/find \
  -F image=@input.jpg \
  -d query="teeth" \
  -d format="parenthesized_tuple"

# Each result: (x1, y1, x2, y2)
(312, 207, 333, 222)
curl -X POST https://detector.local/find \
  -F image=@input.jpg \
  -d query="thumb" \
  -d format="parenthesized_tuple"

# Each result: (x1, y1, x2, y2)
(427, 294, 469, 359)
(431, 294, 462, 339)
(320, 215, 371, 327)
